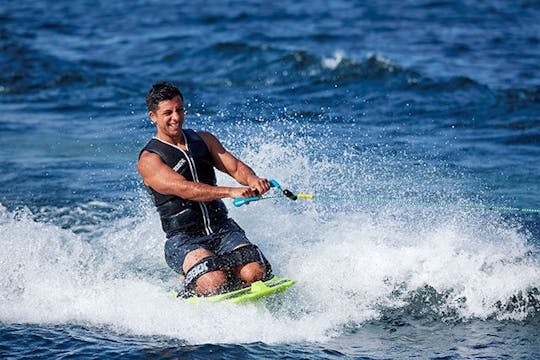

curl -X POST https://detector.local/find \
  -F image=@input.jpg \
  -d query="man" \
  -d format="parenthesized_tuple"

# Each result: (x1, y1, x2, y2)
(138, 81, 272, 296)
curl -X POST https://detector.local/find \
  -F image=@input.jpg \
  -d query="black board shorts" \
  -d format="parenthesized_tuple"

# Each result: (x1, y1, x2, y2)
(164, 219, 253, 274)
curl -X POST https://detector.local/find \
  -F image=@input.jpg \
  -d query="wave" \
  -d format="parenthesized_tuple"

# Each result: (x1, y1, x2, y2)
(270, 50, 420, 87)
(0, 202, 537, 346)
(0, 26, 123, 106)
(0, 133, 538, 344)
(187, 43, 532, 117)
(187, 43, 540, 119)
(0, 33, 86, 94)
(177, 43, 420, 91)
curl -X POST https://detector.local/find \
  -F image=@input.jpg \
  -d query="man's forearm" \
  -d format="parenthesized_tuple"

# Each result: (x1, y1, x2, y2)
(170, 181, 236, 202)
(232, 161, 258, 186)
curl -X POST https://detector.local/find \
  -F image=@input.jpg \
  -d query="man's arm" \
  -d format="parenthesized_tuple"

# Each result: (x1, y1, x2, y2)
(198, 131, 271, 195)
(137, 151, 257, 202)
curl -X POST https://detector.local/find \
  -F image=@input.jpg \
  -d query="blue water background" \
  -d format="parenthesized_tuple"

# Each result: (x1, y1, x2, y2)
(1, 0, 539, 358)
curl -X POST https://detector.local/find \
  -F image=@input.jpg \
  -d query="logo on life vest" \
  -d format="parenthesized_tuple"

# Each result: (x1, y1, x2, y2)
(173, 158, 187, 171)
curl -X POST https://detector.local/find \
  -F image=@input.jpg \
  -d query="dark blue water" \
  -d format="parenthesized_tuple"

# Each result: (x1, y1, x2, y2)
(1, 1, 539, 358)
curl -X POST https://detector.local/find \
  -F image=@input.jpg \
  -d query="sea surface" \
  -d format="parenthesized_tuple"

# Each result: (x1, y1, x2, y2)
(1, 0, 539, 358)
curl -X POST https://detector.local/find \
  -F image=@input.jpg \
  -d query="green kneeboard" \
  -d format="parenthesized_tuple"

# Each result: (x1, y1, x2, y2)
(182, 276, 295, 304)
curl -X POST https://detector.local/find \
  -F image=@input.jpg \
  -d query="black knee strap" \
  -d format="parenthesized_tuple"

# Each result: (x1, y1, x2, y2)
(220, 244, 267, 269)
(183, 255, 223, 292)
(181, 245, 273, 295)
(221, 245, 273, 278)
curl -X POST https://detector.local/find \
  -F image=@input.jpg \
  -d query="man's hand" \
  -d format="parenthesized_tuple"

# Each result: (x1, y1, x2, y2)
(229, 186, 260, 199)
(246, 176, 271, 196)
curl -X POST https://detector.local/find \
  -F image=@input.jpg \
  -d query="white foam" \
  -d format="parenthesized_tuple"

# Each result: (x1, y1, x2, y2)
(0, 137, 538, 344)
(322, 50, 346, 70)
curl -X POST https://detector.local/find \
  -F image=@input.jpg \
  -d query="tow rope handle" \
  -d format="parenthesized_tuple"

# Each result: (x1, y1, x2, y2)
(232, 196, 262, 207)
(233, 179, 312, 207)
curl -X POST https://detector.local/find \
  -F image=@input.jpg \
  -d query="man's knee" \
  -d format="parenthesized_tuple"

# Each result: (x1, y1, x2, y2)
(181, 245, 269, 295)
(195, 270, 227, 295)
(183, 249, 227, 295)
(183, 248, 214, 273)
(238, 261, 265, 284)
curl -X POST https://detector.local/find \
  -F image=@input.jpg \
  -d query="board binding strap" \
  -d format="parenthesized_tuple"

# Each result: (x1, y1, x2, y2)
(172, 276, 295, 304)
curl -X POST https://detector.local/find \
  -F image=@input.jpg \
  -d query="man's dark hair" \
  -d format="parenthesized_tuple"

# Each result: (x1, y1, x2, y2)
(145, 81, 184, 112)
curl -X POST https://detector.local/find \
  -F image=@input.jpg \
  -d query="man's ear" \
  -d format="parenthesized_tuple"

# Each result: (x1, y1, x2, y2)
(149, 111, 156, 124)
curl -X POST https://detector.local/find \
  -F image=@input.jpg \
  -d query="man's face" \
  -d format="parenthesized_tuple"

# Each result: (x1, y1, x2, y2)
(149, 95, 184, 139)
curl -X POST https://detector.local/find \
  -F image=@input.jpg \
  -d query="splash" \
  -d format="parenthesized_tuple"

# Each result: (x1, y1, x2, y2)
(0, 134, 538, 345)
(0, 203, 331, 344)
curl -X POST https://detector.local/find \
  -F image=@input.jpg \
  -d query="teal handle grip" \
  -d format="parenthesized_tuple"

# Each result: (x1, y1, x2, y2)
(233, 197, 261, 207)
(232, 179, 279, 207)
(269, 179, 281, 189)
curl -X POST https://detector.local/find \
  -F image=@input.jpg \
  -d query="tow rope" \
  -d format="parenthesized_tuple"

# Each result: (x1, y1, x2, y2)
(233, 179, 540, 215)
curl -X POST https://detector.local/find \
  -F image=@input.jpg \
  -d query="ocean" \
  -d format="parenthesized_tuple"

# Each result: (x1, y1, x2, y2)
(1, 0, 539, 358)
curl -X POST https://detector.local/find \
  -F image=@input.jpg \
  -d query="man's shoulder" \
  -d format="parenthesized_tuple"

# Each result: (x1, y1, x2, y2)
(139, 138, 171, 161)
(194, 130, 218, 143)
(183, 128, 209, 140)
(139, 138, 157, 158)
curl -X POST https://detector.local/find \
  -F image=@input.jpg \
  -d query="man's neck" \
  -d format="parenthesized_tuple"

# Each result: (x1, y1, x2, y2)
(156, 131, 186, 148)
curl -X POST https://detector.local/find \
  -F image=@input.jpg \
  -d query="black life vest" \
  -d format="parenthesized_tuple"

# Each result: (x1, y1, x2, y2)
(140, 129, 228, 237)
